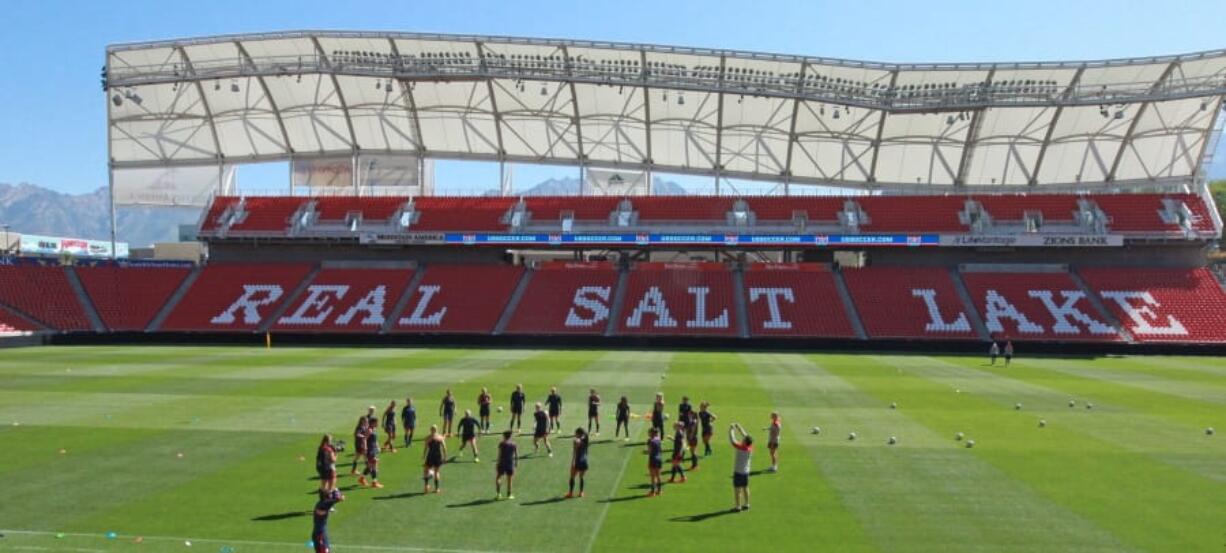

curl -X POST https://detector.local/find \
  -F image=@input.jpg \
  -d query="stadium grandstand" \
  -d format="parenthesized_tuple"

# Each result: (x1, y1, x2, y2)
(5, 30, 1225, 348)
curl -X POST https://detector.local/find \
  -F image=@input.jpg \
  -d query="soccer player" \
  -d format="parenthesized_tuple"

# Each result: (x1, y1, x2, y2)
(401, 397, 417, 447)
(350, 416, 368, 475)
(699, 401, 718, 456)
(766, 412, 781, 473)
(989, 341, 1000, 365)
(729, 423, 753, 512)
(532, 402, 553, 457)
(586, 389, 601, 434)
(645, 427, 663, 497)
(359, 421, 383, 488)
(1004, 340, 1015, 367)
(422, 425, 447, 494)
(439, 389, 456, 437)
(509, 384, 526, 432)
(684, 408, 700, 470)
(495, 430, 518, 500)
(651, 393, 666, 436)
(668, 421, 688, 483)
(546, 387, 563, 432)
(615, 396, 631, 441)
(316, 434, 337, 493)
(678, 396, 694, 422)
(566, 427, 590, 498)
(477, 387, 493, 433)
(311, 488, 344, 553)
(456, 409, 481, 462)
(381, 400, 397, 453)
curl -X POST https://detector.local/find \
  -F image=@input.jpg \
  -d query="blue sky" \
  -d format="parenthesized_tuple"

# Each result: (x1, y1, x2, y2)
(1, 0, 1224, 195)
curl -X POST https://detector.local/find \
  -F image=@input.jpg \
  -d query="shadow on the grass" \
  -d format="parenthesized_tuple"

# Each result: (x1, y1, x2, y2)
(372, 491, 426, 501)
(597, 494, 648, 504)
(670, 509, 739, 523)
(251, 511, 309, 521)
(519, 496, 568, 506)
(446, 498, 499, 508)
(305, 484, 360, 495)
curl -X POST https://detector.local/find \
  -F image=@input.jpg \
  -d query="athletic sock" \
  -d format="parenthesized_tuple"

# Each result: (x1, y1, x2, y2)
(568, 478, 575, 494)
(579, 477, 585, 493)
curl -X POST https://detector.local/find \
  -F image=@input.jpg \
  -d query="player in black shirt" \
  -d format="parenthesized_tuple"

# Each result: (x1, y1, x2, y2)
(698, 401, 718, 456)
(439, 389, 456, 437)
(456, 410, 481, 462)
(495, 430, 519, 500)
(477, 387, 493, 433)
(668, 421, 687, 484)
(645, 428, 663, 497)
(566, 427, 591, 498)
(381, 400, 398, 453)
(615, 396, 631, 441)
(422, 425, 447, 494)
(546, 387, 563, 432)
(350, 416, 368, 475)
(678, 396, 694, 422)
(684, 408, 700, 470)
(316, 434, 337, 493)
(509, 384, 526, 432)
(651, 393, 666, 436)
(359, 423, 383, 488)
(586, 389, 601, 434)
(532, 402, 553, 457)
(311, 488, 344, 553)
(401, 398, 417, 447)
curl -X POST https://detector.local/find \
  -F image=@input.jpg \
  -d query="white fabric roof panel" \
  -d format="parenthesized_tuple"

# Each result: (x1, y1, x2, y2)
(105, 32, 1226, 189)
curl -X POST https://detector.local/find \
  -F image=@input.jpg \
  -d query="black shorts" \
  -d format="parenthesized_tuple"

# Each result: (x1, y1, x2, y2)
(317, 467, 335, 480)
(443, 411, 454, 420)
(549, 410, 560, 418)
(574, 459, 589, 472)
(366, 452, 379, 462)
(354, 444, 366, 454)
(732, 472, 749, 488)
(768, 441, 779, 450)
(702, 428, 713, 438)
(511, 405, 524, 414)
(383, 424, 395, 434)
(687, 437, 698, 448)
(648, 458, 663, 470)
(588, 408, 598, 418)
(1005, 354, 1013, 360)
(672, 454, 685, 464)
(425, 457, 443, 469)
(534, 430, 548, 439)
(480, 405, 491, 417)
(461, 434, 476, 443)
(616, 416, 629, 424)
(497, 465, 515, 476)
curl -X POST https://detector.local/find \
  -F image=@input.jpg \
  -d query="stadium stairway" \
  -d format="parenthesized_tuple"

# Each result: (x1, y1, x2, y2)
(381, 268, 428, 334)
(731, 267, 751, 338)
(0, 303, 47, 333)
(492, 267, 535, 335)
(256, 265, 322, 333)
(831, 265, 869, 340)
(948, 267, 992, 341)
(64, 266, 105, 332)
(604, 267, 630, 337)
(1068, 268, 1135, 343)
(146, 265, 203, 332)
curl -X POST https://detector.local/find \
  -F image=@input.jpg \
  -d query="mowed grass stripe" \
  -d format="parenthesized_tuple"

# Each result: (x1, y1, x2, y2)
(755, 353, 1124, 552)
(62, 349, 560, 547)
(851, 354, 1225, 552)
(1023, 356, 1226, 405)
(590, 352, 870, 552)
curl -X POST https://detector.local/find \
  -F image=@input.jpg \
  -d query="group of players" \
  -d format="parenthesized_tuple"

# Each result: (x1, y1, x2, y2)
(310, 385, 784, 553)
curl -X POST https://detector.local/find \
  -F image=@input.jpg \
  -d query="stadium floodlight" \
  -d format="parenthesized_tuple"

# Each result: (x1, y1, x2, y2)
(540, 84, 548, 96)
(385, 80, 393, 93)
(230, 81, 240, 93)
(111, 93, 122, 107)
(678, 93, 685, 105)
(1114, 110, 1125, 120)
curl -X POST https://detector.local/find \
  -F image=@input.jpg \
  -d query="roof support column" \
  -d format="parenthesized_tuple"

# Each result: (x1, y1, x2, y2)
(1106, 60, 1180, 181)
(310, 36, 359, 152)
(387, 38, 426, 153)
(476, 42, 507, 169)
(782, 61, 809, 189)
(954, 66, 996, 186)
(1031, 65, 1086, 186)
(640, 49, 653, 187)
(714, 55, 727, 195)
(175, 46, 223, 162)
(234, 41, 293, 154)
(867, 70, 900, 182)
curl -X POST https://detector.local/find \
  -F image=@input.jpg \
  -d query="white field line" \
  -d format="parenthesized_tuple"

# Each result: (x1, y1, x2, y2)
(0, 529, 515, 553)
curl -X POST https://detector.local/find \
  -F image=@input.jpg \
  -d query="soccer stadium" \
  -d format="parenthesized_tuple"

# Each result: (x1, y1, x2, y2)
(2, 26, 1226, 552)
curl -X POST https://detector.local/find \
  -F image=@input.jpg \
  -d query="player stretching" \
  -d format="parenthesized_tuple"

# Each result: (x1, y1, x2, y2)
(566, 427, 590, 498)
(729, 423, 753, 512)
(532, 402, 553, 457)
(439, 390, 457, 437)
(350, 416, 369, 475)
(668, 421, 688, 483)
(381, 400, 397, 453)
(422, 425, 447, 494)
(456, 409, 481, 462)
(401, 398, 417, 447)
(546, 387, 563, 432)
(316, 434, 338, 493)
(651, 393, 666, 436)
(615, 396, 631, 441)
(478, 387, 493, 433)
(509, 384, 526, 432)
(359, 422, 383, 488)
(311, 488, 344, 553)
(586, 389, 601, 434)
(699, 401, 718, 456)
(495, 430, 518, 500)
(645, 428, 663, 496)
(766, 412, 781, 473)
(684, 408, 700, 470)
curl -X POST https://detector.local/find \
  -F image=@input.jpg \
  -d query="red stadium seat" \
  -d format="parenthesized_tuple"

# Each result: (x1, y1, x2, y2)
(390, 264, 524, 334)
(974, 194, 1079, 222)
(505, 261, 620, 335)
(523, 197, 622, 223)
(412, 198, 515, 231)
(229, 197, 307, 232)
(0, 304, 38, 332)
(160, 263, 314, 331)
(199, 196, 241, 232)
(77, 264, 192, 331)
(1078, 267, 1226, 343)
(0, 263, 91, 331)
(857, 196, 968, 232)
(747, 197, 845, 222)
(633, 196, 732, 221)
(960, 271, 1121, 342)
(1091, 194, 1179, 232)
(842, 266, 978, 340)
(616, 262, 737, 336)
(313, 197, 408, 222)
(272, 267, 416, 333)
(742, 263, 856, 337)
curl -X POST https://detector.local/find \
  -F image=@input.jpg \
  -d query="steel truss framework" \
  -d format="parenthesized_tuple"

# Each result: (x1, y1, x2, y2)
(105, 31, 1226, 191)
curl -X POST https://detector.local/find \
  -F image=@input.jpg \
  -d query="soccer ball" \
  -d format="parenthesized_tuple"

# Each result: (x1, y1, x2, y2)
(955, 432, 964, 441)
(1039, 420, 1047, 428)
(1068, 399, 1076, 408)
(965, 440, 975, 448)
(1015, 403, 1022, 410)
(497, 406, 503, 413)
(1086, 403, 1094, 410)
(888, 436, 897, 445)
(1207, 427, 1215, 436)
(889, 402, 897, 410)
(847, 432, 856, 441)
(663, 413, 670, 420)
(811, 426, 821, 435)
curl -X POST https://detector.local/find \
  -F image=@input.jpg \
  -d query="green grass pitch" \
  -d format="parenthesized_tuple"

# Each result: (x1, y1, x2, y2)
(0, 345, 1223, 552)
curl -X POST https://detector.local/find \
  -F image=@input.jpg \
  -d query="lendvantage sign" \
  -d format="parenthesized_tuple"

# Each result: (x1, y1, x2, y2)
(940, 234, 1124, 247)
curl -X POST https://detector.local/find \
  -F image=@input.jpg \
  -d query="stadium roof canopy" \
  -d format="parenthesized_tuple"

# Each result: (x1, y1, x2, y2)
(104, 31, 1226, 191)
